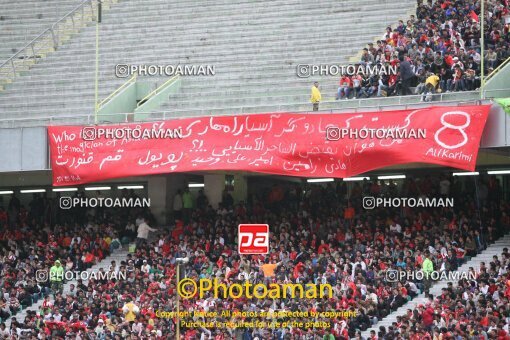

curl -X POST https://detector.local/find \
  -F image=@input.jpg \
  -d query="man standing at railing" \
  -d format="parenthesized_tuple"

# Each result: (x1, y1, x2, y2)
(399, 56, 414, 95)
(136, 218, 157, 248)
(310, 82, 321, 111)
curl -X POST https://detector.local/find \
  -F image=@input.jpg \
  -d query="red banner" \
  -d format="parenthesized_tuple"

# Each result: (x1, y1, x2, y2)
(48, 105, 490, 186)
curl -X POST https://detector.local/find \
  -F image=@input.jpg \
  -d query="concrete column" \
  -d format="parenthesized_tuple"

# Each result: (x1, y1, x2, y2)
(233, 174, 248, 203)
(148, 176, 167, 225)
(204, 174, 225, 209)
(166, 174, 187, 224)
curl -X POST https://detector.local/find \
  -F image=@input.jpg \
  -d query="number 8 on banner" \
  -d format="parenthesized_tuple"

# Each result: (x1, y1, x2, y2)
(434, 111, 470, 149)
(238, 224, 269, 254)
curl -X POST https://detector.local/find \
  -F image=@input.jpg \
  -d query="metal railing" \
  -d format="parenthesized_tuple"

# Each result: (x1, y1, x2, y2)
(132, 88, 505, 117)
(482, 88, 510, 99)
(136, 75, 180, 107)
(98, 74, 137, 108)
(0, 0, 110, 87)
(1, 88, 506, 128)
(485, 56, 510, 82)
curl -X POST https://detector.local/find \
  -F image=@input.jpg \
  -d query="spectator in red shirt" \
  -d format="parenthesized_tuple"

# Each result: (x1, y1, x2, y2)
(336, 75, 352, 100)
(421, 303, 435, 330)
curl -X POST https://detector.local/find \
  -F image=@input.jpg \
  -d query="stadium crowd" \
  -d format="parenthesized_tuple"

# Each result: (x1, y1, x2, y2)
(0, 175, 508, 339)
(0, 190, 151, 333)
(365, 247, 510, 340)
(334, 0, 510, 101)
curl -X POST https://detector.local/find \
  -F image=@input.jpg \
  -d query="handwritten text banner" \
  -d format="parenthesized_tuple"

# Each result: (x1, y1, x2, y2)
(48, 105, 490, 186)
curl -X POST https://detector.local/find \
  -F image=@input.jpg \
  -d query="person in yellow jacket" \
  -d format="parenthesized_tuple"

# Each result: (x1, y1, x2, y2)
(104, 318, 116, 332)
(49, 260, 64, 295)
(310, 82, 321, 111)
(425, 74, 440, 88)
(422, 73, 440, 102)
(422, 251, 434, 295)
(122, 297, 140, 323)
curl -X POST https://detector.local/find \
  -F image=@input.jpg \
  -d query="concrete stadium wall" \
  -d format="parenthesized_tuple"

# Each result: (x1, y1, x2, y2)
(97, 81, 155, 123)
(485, 60, 510, 98)
(134, 77, 181, 118)
(481, 103, 510, 147)
(0, 127, 48, 172)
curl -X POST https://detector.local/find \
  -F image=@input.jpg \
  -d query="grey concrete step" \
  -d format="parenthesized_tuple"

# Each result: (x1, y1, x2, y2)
(0, 0, 86, 64)
(0, 0, 416, 126)
(0, 91, 482, 119)
(2, 76, 340, 96)
(26, 36, 366, 59)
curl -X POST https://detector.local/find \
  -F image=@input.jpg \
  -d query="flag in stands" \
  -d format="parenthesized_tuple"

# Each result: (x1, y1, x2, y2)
(470, 10, 479, 22)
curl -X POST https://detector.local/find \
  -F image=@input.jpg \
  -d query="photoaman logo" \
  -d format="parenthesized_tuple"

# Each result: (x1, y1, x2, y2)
(385, 269, 476, 282)
(177, 278, 333, 300)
